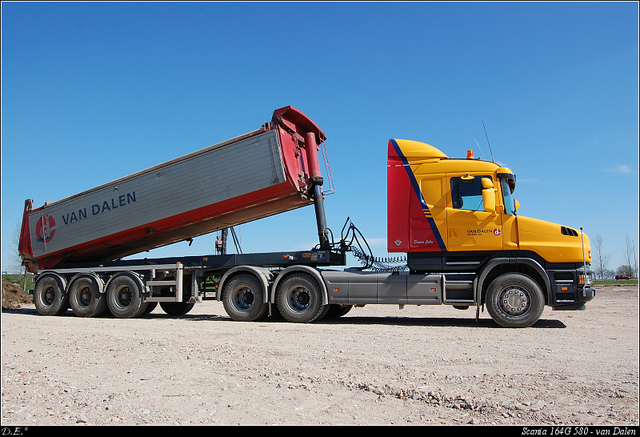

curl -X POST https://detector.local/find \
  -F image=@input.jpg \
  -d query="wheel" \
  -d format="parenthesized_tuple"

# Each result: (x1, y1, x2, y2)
(68, 276, 107, 317)
(106, 274, 148, 318)
(33, 275, 69, 316)
(222, 274, 268, 321)
(323, 304, 353, 319)
(160, 301, 195, 316)
(485, 273, 545, 328)
(275, 273, 326, 323)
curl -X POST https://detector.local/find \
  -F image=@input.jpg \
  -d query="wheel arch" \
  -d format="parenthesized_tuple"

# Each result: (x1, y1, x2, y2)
(35, 271, 68, 293)
(67, 272, 105, 294)
(104, 270, 145, 295)
(271, 265, 328, 306)
(217, 266, 273, 304)
(477, 257, 551, 305)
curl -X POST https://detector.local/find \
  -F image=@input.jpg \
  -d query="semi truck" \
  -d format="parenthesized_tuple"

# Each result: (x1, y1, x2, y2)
(18, 106, 595, 327)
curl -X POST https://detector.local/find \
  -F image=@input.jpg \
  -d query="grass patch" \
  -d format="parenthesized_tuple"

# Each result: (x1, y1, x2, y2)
(2, 273, 35, 291)
(596, 279, 638, 286)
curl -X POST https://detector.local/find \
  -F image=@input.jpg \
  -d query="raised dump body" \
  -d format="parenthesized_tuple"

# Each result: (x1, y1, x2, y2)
(19, 106, 327, 273)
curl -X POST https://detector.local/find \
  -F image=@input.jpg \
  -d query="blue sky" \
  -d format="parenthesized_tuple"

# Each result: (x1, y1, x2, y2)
(2, 1, 638, 273)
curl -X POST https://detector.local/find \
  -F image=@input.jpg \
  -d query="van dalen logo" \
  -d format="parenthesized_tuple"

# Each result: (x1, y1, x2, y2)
(35, 214, 56, 244)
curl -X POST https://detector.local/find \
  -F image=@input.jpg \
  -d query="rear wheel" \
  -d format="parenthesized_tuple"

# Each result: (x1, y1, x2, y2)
(275, 273, 325, 323)
(222, 274, 267, 321)
(485, 273, 545, 328)
(33, 276, 68, 316)
(69, 276, 107, 317)
(106, 274, 148, 318)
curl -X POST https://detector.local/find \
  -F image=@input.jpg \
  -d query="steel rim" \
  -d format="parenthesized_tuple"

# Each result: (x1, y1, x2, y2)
(78, 286, 92, 307)
(232, 286, 255, 310)
(288, 286, 311, 312)
(115, 285, 133, 308)
(500, 286, 529, 315)
(43, 286, 56, 306)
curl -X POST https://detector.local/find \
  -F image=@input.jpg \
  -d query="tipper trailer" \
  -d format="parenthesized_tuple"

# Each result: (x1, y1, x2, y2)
(19, 106, 595, 327)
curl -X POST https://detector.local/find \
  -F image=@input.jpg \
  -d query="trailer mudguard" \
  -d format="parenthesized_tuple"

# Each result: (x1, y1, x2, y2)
(104, 271, 146, 297)
(270, 265, 329, 306)
(67, 272, 105, 294)
(217, 266, 274, 304)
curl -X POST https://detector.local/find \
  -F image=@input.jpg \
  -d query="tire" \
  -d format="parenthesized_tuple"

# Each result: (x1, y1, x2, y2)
(160, 301, 195, 316)
(485, 273, 545, 328)
(33, 275, 69, 316)
(275, 273, 326, 323)
(106, 274, 148, 318)
(222, 274, 268, 321)
(68, 276, 107, 317)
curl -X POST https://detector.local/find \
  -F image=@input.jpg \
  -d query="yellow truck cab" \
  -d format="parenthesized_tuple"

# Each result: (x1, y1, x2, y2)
(387, 139, 595, 326)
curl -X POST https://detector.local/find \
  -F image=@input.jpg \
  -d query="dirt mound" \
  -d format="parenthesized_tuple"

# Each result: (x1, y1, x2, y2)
(2, 277, 33, 309)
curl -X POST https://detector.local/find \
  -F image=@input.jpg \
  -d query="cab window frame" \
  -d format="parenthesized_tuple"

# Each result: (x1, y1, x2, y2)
(450, 174, 493, 212)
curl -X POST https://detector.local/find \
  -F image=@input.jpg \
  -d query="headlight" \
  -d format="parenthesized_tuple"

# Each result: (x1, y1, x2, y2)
(579, 273, 593, 285)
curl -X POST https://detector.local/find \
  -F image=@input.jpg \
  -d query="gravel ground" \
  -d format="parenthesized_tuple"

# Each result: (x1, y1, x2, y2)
(1, 284, 637, 426)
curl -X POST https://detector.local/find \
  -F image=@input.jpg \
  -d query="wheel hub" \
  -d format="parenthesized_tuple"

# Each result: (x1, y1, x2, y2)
(117, 287, 132, 307)
(80, 287, 92, 306)
(234, 287, 255, 310)
(290, 288, 310, 310)
(501, 287, 529, 315)
(44, 288, 55, 305)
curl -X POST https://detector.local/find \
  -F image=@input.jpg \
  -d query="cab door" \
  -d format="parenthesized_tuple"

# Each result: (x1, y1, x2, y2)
(446, 174, 503, 251)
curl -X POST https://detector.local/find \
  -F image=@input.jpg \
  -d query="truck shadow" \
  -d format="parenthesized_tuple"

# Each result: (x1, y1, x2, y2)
(180, 313, 566, 328)
(318, 316, 567, 328)
(2, 307, 566, 328)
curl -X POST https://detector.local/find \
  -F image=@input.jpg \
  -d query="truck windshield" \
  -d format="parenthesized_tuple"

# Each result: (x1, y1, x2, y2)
(500, 177, 516, 215)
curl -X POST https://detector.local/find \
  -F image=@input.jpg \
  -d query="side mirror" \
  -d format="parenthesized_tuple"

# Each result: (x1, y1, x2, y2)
(481, 178, 496, 213)
(461, 174, 475, 184)
(514, 199, 520, 212)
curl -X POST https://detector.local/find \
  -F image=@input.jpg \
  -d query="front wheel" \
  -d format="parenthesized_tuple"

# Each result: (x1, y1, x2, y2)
(485, 273, 545, 328)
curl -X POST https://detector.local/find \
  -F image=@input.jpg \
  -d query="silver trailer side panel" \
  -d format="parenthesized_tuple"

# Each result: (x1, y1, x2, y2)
(28, 130, 287, 259)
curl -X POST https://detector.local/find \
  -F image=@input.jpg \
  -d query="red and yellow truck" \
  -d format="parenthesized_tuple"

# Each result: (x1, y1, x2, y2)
(19, 107, 594, 327)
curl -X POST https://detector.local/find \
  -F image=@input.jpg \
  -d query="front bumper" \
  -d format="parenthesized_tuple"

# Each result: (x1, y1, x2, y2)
(580, 286, 596, 303)
(552, 286, 595, 310)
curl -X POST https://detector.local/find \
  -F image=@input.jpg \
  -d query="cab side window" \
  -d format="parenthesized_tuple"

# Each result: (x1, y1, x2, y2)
(450, 175, 492, 211)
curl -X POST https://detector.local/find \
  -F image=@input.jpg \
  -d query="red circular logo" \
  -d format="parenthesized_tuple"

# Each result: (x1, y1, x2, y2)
(493, 228, 502, 236)
(35, 214, 56, 244)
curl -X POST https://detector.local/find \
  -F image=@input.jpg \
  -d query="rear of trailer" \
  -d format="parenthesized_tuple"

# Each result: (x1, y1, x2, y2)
(19, 106, 328, 273)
